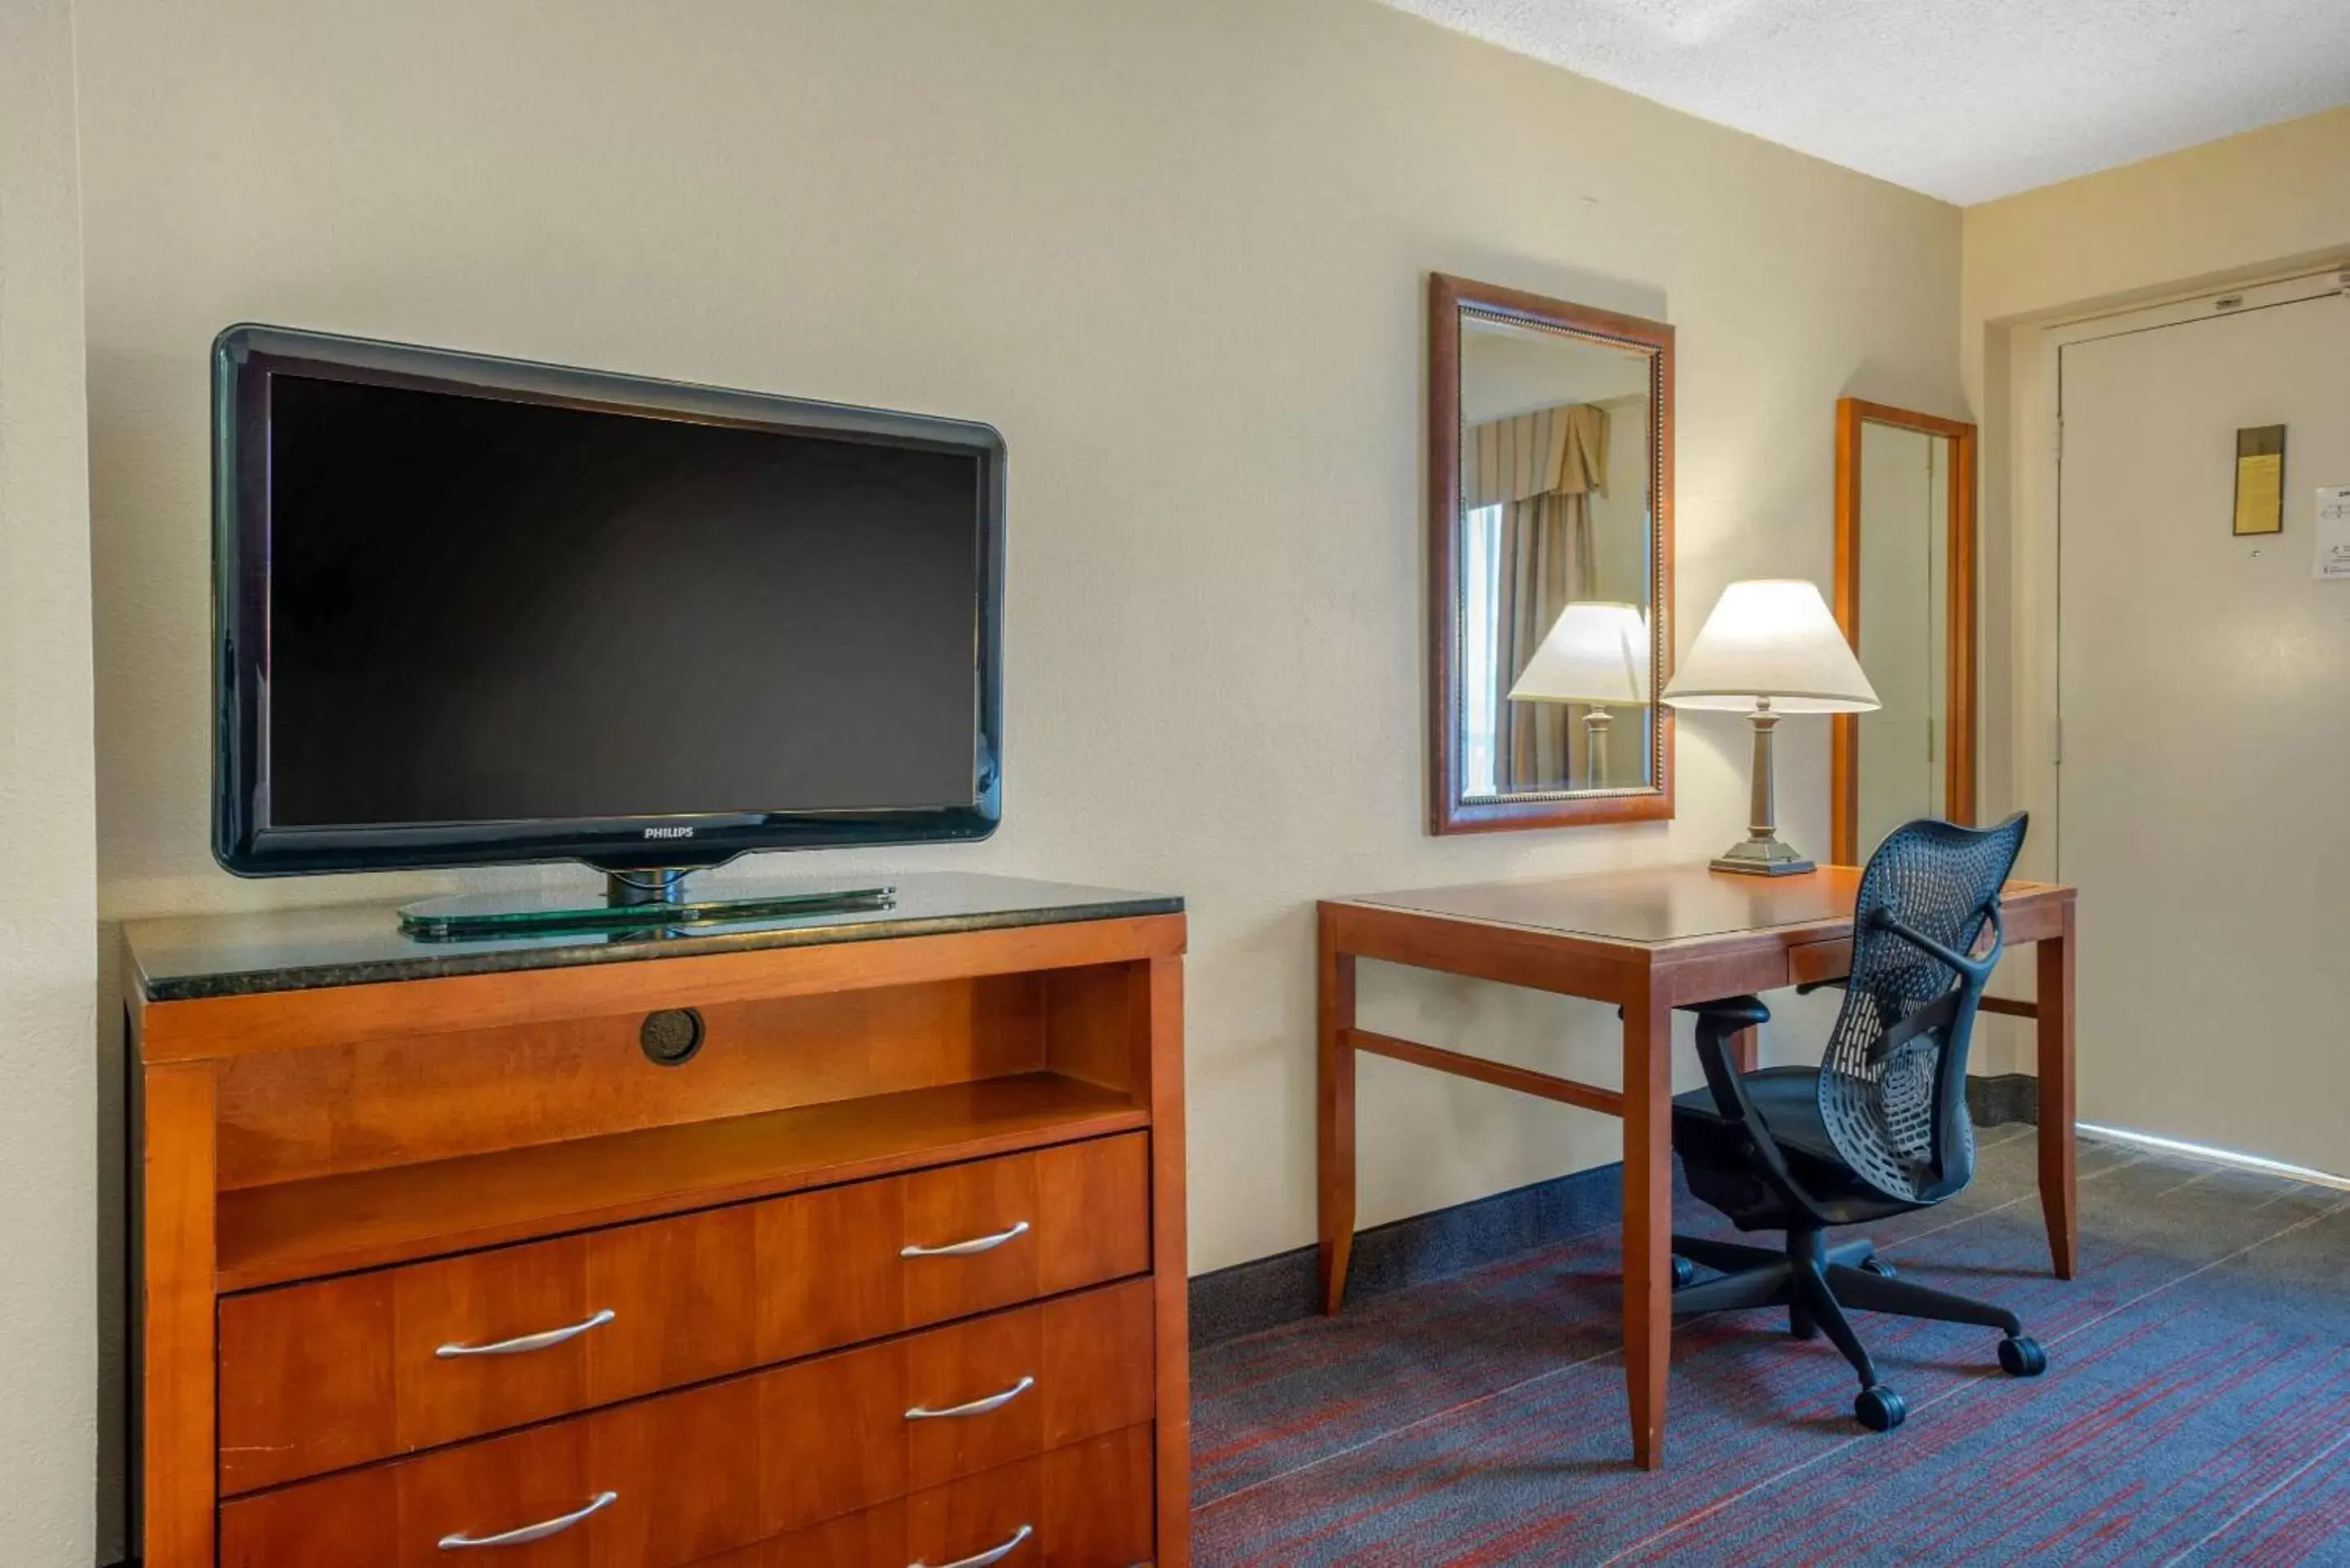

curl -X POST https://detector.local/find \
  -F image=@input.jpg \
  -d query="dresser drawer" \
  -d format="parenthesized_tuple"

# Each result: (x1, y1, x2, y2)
(684, 1425, 1155, 1568)
(218, 1134, 1150, 1493)
(218, 1279, 1155, 1567)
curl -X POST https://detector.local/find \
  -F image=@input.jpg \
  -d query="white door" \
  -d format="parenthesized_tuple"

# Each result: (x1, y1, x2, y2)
(2057, 281, 2350, 1176)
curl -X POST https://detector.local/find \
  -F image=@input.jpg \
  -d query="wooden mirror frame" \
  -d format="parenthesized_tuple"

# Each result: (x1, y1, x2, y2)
(1428, 273, 1676, 834)
(1829, 397, 1978, 866)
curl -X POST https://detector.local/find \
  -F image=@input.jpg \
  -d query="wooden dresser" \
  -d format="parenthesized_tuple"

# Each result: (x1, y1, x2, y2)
(124, 874, 1188, 1568)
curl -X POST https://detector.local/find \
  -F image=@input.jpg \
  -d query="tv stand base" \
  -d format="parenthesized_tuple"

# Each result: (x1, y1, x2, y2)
(397, 870, 893, 941)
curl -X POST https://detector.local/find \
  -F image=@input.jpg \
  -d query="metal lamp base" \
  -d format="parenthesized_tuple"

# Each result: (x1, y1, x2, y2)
(1708, 699, 1819, 878)
(1709, 835, 1816, 877)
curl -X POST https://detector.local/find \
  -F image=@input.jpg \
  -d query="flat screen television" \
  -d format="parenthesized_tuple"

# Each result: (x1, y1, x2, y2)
(213, 325, 1005, 888)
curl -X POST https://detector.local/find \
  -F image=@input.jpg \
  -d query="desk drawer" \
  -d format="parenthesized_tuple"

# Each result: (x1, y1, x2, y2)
(1787, 937, 1852, 988)
(218, 1134, 1149, 1493)
(218, 1279, 1155, 1567)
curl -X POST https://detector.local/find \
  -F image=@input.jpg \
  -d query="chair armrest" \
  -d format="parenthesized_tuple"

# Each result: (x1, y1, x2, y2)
(1679, 995, 1769, 1123)
(1677, 995, 1833, 1222)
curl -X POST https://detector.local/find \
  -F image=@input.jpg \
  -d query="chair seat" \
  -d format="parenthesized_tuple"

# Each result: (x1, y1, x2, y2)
(1673, 1067, 1921, 1228)
(1673, 1067, 1844, 1163)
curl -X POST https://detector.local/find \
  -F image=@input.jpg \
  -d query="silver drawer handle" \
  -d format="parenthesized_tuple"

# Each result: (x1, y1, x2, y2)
(438, 1490, 617, 1550)
(900, 1220, 1030, 1259)
(435, 1309, 616, 1359)
(906, 1375, 1035, 1420)
(914, 1522, 1033, 1568)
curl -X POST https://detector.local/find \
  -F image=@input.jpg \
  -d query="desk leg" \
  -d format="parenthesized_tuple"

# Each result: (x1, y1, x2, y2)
(1622, 981, 1673, 1468)
(1317, 924, 1358, 1315)
(2036, 908, 2078, 1279)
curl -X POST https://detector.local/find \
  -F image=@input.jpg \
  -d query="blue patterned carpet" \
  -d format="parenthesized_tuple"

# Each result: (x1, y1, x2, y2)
(1192, 1127, 2350, 1566)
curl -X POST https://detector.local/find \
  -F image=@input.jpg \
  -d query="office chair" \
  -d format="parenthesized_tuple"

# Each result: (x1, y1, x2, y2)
(1669, 813, 2046, 1432)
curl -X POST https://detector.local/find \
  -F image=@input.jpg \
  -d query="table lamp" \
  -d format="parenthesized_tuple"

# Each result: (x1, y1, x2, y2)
(1662, 578, 1878, 875)
(1508, 601, 1652, 791)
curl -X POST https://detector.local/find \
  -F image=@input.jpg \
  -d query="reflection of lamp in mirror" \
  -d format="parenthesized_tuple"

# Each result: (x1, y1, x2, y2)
(1508, 600, 1652, 791)
(1662, 579, 1878, 875)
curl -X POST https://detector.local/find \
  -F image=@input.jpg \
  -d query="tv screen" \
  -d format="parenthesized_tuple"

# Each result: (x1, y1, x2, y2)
(215, 326, 1005, 875)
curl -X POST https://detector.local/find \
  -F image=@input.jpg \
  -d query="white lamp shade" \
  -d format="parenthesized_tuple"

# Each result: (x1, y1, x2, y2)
(1507, 601, 1652, 706)
(1661, 578, 1880, 714)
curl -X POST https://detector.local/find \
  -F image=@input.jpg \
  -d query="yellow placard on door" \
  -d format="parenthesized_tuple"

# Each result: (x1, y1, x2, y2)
(2234, 425, 2285, 535)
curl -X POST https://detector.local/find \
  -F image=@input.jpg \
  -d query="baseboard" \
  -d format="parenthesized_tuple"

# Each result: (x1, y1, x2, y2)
(1968, 1072, 2039, 1127)
(1190, 1162, 1621, 1348)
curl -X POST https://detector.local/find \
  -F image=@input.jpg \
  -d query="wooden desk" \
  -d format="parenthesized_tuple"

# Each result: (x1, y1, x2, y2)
(1315, 863, 2076, 1470)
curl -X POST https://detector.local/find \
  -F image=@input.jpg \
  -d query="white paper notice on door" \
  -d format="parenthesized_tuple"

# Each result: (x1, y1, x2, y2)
(2321, 487, 2350, 580)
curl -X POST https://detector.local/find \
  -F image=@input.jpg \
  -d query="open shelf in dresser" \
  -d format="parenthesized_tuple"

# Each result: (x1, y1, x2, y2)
(217, 1070, 1146, 1289)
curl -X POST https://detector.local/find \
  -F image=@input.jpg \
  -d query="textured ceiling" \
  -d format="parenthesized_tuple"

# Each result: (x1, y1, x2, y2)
(1381, 0, 2350, 203)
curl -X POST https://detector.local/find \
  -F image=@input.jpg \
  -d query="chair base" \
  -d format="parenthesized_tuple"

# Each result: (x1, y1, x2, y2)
(1669, 1228, 2046, 1429)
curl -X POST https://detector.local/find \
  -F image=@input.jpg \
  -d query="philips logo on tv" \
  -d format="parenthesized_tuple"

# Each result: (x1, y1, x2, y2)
(643, 826, 696, 841)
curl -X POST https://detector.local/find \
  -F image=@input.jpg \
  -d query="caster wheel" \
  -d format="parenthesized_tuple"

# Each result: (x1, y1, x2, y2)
(1854, 1385, 1907, 1433)
(1860, 1256, 1897, 1279)
(1998, 1335, 2048, 1377)
(1670, 1256, 1697, 1291)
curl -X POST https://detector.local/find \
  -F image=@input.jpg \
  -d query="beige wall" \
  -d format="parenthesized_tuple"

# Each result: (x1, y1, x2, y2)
(0, 0, 100, 1561)
(1958, 108, 2350, 1071)
(1963, 106, 2350, 349)
(74, 0, 1958, 1547)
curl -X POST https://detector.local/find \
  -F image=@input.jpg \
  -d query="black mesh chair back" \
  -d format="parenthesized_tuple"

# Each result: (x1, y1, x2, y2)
(1817, 813, 2029, 1206)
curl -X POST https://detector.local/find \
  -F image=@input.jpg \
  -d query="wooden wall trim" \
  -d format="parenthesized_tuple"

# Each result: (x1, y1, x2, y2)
(1832, 399, 1864, 867)
(1831, 396, 1980, 866)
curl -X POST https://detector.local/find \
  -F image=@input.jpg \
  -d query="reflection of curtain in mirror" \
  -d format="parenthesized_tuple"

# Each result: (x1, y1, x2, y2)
(1467, 404, 1609, 790)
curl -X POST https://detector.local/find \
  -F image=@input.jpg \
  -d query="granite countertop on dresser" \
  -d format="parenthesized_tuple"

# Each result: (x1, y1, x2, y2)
(122, 871, 1184, 1002)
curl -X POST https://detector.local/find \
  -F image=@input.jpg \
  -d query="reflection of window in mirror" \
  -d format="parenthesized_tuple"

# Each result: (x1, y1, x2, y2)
(1462, 504, 1504, 797)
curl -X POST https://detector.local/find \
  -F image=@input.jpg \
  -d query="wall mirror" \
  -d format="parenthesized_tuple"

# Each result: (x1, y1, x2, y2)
(1428, 274, 1674, 833)
(1830, 398, 1977, 864)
